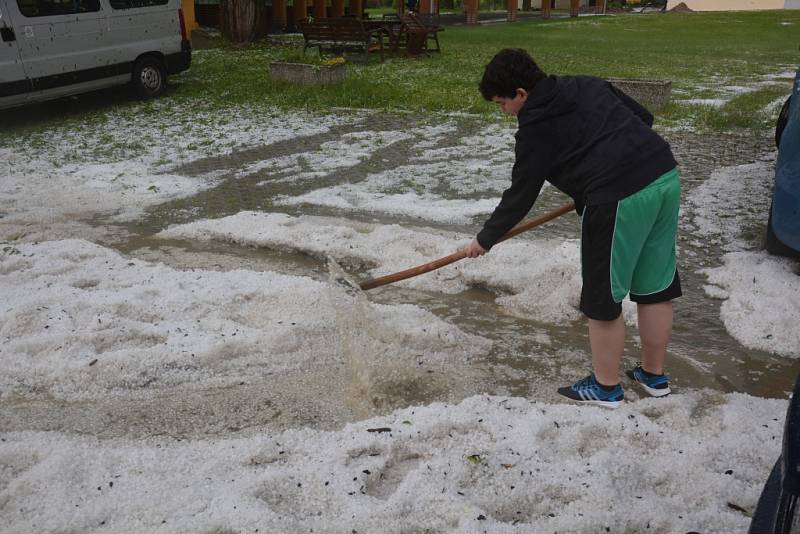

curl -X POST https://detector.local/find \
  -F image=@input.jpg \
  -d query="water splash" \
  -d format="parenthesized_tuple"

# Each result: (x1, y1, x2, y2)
(325, 256, 460, 417)
(326, 255, 364, 297)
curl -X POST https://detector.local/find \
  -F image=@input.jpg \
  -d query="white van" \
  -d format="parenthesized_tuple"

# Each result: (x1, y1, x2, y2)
(0, 0, 190, 110)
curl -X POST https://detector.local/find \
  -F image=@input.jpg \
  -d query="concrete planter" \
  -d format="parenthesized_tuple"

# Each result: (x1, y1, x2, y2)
(270, 61, 347, 85)
(607, 78, 672, 110)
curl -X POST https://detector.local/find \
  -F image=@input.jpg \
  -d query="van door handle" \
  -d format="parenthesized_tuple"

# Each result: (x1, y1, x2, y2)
(0, 27, 14, 42)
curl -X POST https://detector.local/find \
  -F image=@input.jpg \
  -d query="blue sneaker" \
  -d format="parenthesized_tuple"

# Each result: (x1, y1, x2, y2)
(625, 365, 671, 397)
(557, 374, 624, 409)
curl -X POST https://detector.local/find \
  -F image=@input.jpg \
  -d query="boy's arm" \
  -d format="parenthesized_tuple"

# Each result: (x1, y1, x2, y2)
(608, 82, 654, 127)
(476, 137, 548, 250)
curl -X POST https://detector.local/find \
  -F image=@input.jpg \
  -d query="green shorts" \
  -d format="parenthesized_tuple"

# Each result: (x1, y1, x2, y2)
(579, 168, 682, 320)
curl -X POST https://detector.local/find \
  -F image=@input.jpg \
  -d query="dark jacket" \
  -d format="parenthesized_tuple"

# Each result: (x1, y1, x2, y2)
(476, 74, 677, 250)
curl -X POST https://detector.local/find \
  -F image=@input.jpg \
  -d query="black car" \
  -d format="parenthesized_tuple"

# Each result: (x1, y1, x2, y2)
(748, 373, 800, 533)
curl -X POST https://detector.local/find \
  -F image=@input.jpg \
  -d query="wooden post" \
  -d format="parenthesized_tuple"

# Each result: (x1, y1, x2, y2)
(569, 0, 578, 17)
(181, 0, 198, 35)
(349, 0, 363, 17)
(313, 0, 325, 18)
(541, 0, 550, 19)
(595, 0, 604, 13)
(292, 0, 306, 25)
(331, 0, 344, 16)
(465, 0, 477, 24)
(419, 0, 431, 14)
(272, 0, 287, 29)
(522, 0, 530, 11)
(507, 0, 516, 21)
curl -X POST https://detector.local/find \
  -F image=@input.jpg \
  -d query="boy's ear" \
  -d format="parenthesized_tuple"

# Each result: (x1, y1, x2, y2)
(516, 88, 529, 100)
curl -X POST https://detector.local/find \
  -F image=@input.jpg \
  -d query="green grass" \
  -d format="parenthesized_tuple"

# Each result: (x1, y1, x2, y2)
(174, 10, 799, 133)
(698, 84, 790, 131)
(4, 10, 799, 135)
(364, 6, 399, 16)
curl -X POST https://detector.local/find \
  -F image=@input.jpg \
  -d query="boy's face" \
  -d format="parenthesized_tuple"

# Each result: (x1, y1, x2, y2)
(491, 88, 528, 116)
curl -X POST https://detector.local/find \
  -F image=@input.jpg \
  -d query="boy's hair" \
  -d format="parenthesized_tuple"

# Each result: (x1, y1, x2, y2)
(479, 48, 546, 100)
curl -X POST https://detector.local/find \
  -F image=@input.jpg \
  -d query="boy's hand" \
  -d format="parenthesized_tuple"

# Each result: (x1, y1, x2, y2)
(464, 238, 488, 258)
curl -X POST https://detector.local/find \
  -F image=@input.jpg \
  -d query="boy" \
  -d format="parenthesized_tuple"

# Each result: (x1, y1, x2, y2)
(465, 48, 681, 408)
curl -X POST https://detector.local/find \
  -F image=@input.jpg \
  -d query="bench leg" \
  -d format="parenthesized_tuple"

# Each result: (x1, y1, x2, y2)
(406, 32, 426, 56)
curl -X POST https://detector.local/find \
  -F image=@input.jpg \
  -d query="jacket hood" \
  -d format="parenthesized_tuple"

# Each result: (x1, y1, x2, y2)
(518, 75, 578, 128)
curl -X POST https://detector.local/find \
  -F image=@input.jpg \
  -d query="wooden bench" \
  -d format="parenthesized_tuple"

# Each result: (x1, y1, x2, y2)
(400, 13, 443, 54)
(374, 14, 406, 55)
(297, 18, 385, 62)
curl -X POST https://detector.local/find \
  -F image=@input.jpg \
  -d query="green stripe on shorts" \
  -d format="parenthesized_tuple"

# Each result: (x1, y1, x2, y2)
(610, 168, 681, 303)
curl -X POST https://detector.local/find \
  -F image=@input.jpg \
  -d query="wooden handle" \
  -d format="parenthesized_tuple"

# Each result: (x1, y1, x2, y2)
(359, 201, 576, 291)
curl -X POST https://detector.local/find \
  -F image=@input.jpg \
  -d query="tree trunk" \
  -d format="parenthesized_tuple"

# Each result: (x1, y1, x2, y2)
(220, 0, 258, 43)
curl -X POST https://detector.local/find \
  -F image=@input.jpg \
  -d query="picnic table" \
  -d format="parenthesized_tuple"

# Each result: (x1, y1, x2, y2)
(368, 13, 443, 56)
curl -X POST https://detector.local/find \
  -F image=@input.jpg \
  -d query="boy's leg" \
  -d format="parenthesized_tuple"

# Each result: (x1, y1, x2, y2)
(578, 201, 626, 388)
(560, 202, 625, 407)
(588, 316, 625, 386)
(636, 301, 673, 375)
(588, 302, 672, 386)
(622, 169, 680, 396)
(628, 169, 681, 376)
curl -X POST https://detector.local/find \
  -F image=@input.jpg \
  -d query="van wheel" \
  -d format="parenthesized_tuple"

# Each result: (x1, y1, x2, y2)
(132, 57, 166, 99)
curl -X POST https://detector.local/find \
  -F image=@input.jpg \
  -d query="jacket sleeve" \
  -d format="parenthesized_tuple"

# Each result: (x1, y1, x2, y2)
(476, 135, 548, 250)
(608, 82, 654, 127)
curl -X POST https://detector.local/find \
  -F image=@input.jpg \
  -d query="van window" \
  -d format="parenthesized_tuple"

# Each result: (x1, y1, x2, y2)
(109, 0, 167, 9)
(17, 0, 100, 16)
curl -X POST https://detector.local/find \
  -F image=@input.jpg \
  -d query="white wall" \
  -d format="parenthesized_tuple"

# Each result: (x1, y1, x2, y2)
(666, 0, 786, 10)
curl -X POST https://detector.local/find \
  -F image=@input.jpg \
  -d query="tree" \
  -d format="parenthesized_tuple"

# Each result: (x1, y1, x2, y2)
(220, 0, 259, 43)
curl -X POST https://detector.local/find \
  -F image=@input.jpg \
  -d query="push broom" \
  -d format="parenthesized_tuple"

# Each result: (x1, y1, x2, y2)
(358, 200, 575, 291)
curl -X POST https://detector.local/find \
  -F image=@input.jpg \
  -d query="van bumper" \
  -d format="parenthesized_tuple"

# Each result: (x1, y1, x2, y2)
(166, 40, 192, 75)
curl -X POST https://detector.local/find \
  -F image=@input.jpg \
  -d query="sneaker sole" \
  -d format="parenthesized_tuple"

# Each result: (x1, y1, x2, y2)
(641, 384, 671, 397)
(585, 399, 623, 409)
(625, 370, 671, 398)
(558, 395, 623, 409)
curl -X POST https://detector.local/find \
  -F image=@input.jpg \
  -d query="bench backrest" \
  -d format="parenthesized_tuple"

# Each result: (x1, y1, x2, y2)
(400, 14, 428, 31)
(298, 18, 370, 41)
(400, 13, 441, 31)
(414, 13, 440, 26)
